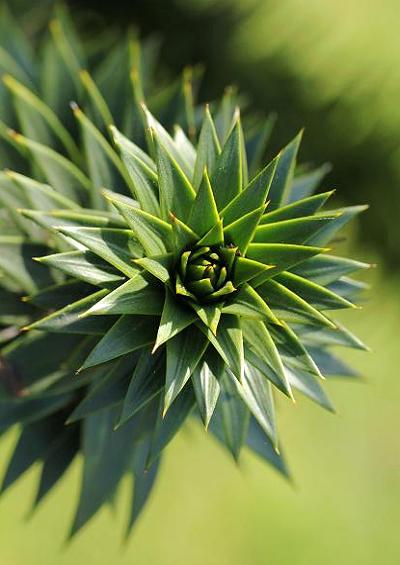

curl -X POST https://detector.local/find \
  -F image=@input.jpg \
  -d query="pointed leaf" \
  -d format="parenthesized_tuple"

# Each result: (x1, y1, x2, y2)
(153, 291, 197, 351)
(216, 315, 244, 381)
(215, 372, 249, 460)
(80, 315, 157, 369)
(260, 190, 334, 224)
(107, 196, 171, 255)
(246, 418, 289, 477)
(82, 273, 164, 316)
(110, 125, 160, 216)
(196, 219, 224, 247)
(73, 104, 134, 208)
(192, 348, 222, 428)
(288, 163, 332, 203)
(268, 131, 302, 208)
(241, 319, 291, 396)
(70, 406, 137, 536)
(147, 385, 195, 466)
(187, 168, 220, 236)
(247, 243, 327, 283)
(36, 250, 125, 288)
(155, 134, 196, 221)
(192, 106, 221, 189)
(170, 213, 199, 250)
(189, 302, 222, 335)
(276, 271, 355, 310)
(254, 215, 338, 245)
(233, 256, 272, 286)
(11, 132, 90, 202)
(222, 283, 280, 324)
(57, 227, 142, 277)
(134, 254, 173, 284)
(117, 351, 163, 428)
(211, 118, 244, 210)
(68, 357, 133, 423)
(3, 74, 80, 162)
(220, 157, 277, 225)
(127, 439, 160, 534)
(258, 278, 335, 328)
(224, 204, 265, 253)
(228, 362, 276, 446)
(291, 254, 371, 285)
(24, 289, 116, 334)
(34, 428, 78, 507)
(307, 205, 369, 246)
(164, 327, 208, 413)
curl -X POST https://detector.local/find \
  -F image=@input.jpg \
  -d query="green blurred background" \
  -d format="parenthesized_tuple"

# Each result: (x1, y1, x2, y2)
(1, 0, 400, 563)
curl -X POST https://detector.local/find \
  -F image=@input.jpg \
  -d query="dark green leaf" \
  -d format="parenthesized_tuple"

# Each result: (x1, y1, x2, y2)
(260, 190, 334, 224)
(153, 291, 196, 351)
(110, 125, 160, 216)
(268, 131, 302, 208)
(154, 133, 196, 222)
(36, 250, 125, 288)
(80, 315, 157, 369)
(192, 105, 221, 189)
(187, 168, 220, 236)
(254, 215, 338, 244)
(25, 289, 115, 334)
(164, 327, 208, 413)
(246, 418, 289, 477)
(192, 348, 222, 428)
(117, 350, 163, 428)
(224, 204, 265, 254)
(147, 384, 195, 466)
(220, 156, 277, 225)
(57, 227, 142, 277)
(107, 196, 171, 256)
(222, 283, 280, 324)
(211, 118, 244, 210)
(82, 272, 163, 316)
(68, 356, 133, 422)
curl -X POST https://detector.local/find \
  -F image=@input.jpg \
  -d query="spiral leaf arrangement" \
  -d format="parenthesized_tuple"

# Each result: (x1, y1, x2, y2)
(0, 2, 369, 537)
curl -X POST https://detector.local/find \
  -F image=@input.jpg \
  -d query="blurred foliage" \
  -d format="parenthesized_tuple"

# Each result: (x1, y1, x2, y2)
(65, 0, 400, 269)
(1, 262, 399, 564)
(0, 1, 397, 563)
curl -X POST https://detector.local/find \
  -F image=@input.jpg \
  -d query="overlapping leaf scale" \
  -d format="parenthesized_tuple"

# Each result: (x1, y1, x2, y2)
(0, 4, 369, 536)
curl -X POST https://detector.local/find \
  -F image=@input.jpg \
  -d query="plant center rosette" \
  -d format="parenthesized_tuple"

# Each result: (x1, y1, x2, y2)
(0, 45, 370, 536)
(176, 245, 238, 304)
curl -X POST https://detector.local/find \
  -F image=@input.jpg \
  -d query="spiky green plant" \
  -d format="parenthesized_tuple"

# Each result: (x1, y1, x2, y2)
(0, 1, 369, 537)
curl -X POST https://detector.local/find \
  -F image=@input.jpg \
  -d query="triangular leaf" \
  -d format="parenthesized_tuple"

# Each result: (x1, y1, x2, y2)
(260, 190, 334, 224)
(192, 106, 221, 189)
(268, 131, 302, 208)
(36, 250, 125, 289)
(80, 315, 157, 369)
(164, 326, 208, 413)
(220, 156, 277, 225)
(216, 315, 244, 381)
(57, 227, 142, 278)
(154, 133, 196, 222)
(117, 351, 164, 428)
(107, 195, 171, 256)
(222, 283, 280, 324)
(81, 272, 164, 316)
(224, 204, 265, 254)
(192, 348, 222, 428)
(211, 118, 244, 210)
(187, 168, 220, 236)
(241, 319, 291, 397)
(153, 291, 196, 351)
(254, 215, 338, 245)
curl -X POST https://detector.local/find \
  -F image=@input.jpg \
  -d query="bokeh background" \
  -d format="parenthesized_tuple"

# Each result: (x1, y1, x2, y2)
(1, 1, 399, 564)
